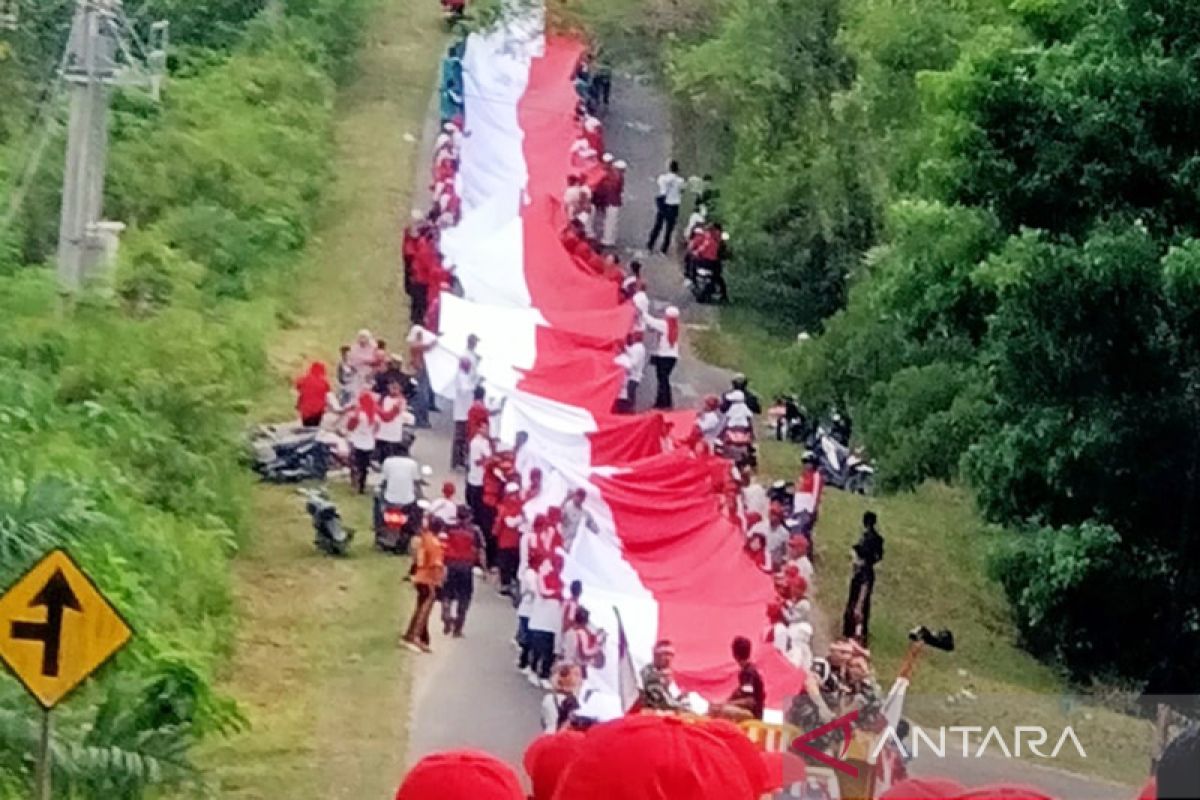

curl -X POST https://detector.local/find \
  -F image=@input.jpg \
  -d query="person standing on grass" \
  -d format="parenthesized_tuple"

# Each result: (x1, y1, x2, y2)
(335, 345, 354, 405)
(346, 391, 379, 494)
(294, 362, 330, 427)
(646, 160, 686, 254)
(406, 323, 439, 427)
(441, 506, 487, 638)
(795, 451, 825, 546)
(402, 518, 446, 654)
(347, 329, 379, 396)
(842, 511, 884, 644)
(644, 306, 681, 409)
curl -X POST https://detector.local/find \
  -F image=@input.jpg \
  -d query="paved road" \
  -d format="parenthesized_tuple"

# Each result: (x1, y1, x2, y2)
(401, 65, 1132, 800)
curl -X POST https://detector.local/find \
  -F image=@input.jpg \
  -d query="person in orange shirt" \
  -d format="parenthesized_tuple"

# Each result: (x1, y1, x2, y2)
(402, 518, 446, 653)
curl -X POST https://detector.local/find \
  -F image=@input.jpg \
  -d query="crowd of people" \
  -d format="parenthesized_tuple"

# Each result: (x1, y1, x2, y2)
(287, 25, 1200, 800)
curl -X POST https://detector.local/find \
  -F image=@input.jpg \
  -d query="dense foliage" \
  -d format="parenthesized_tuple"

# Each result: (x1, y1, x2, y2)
(0, 0, 367, 795)
(664, 0, 1200, 692)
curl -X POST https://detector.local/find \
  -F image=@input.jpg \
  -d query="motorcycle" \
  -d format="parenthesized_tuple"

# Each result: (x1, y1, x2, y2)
(814, 428, 874, 495)
(374, 464, 434, 555)
(299, 488, 352, 556)
(767, 395, 810, 443)
(249, 424, 334, 483)
(718, 424, 758, 469)
(690, 260, 718, 304)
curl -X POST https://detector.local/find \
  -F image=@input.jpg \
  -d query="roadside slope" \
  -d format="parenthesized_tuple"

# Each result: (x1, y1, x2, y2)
(200, 2, 443, 797)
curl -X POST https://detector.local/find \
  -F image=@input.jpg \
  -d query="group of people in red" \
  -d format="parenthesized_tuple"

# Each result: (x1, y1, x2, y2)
(395, 709, 1200, 799)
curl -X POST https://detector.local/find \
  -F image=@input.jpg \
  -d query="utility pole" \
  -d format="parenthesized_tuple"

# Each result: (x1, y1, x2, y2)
(55, 0, 167, 295)
(56, 0, 118, 294)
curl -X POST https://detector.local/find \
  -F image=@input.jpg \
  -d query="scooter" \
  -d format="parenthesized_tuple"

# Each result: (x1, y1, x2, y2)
(815, 428, 874, 495)
(299, 488, 352, 556)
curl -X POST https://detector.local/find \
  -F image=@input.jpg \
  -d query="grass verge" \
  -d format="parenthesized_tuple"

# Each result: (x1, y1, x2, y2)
(196, 1, 443, 797)
(700, 316, 1152, 786)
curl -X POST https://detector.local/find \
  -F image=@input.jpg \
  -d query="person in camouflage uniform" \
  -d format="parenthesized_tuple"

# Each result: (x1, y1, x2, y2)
(639, 640, 688, 712)
(786, 639, 881, 762)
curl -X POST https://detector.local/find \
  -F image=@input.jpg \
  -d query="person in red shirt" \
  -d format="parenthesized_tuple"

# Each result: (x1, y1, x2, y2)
(795, 451, 825, 548)
(294, 362, 330, 427)
(466, 386, 490, 441)
(402, 210, 426, 297)
(493, 482, 524, 592)
(440, 506, 488, 637)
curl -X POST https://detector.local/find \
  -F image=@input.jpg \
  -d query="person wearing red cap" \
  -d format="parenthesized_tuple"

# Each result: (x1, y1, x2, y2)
(550, 714, 759, 800)
(395, 749, 524, 800)
(524, 729, 585, 800)
(644, 306, 681, 409)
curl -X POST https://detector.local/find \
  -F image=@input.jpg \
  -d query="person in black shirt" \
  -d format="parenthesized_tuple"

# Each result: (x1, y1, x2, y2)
(725, 635, 765, 720)
(842, 511, 884, 644)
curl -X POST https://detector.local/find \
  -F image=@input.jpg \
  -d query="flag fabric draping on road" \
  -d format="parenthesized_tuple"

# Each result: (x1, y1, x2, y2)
(424, 10, 806, 718)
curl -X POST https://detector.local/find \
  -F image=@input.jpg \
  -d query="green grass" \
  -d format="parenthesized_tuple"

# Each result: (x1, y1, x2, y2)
(196, 1, 443, 797)
(700, 316, 1151, 786)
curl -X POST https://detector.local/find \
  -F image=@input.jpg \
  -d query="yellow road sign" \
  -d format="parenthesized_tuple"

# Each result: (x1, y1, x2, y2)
(0, 549, 132, 709)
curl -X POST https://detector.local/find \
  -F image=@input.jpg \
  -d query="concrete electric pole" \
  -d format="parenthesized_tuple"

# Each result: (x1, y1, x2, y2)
(56, 0, 167, 294)
(57, 0, 118, 293)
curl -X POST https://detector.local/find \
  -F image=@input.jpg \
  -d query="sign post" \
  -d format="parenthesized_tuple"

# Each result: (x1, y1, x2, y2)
(0, 549, 134, 799)
(36, 708, 52, 800)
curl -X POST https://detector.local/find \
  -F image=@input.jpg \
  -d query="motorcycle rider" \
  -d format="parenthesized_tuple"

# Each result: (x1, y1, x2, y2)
(721, 374, 761, 415)
(377, 443, 422, 552)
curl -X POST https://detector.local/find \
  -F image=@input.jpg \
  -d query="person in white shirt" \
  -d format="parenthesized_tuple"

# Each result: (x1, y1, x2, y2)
(624, 331, 647, 410)
(630, 285, 650, 333)
(722, 390, 755, 432)
(379, 446, 420, 506)
(646, 160, 687, 254)
(465, 423, 494, 543)
(427, 481, 459, 525)
(451, 357, 474, 470)
(560, 488, 598, 552)
(613, 349, 635, 414)
(345, 391, 379, 494)
(697, 395, 723, 445)
(377, 444, 421, 547)
(375, 380, 411, 461)
(644, 306, 681, 409)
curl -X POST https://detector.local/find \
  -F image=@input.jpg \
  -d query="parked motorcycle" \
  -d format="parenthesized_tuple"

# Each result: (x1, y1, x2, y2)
(248, 424, 343, 482)
(299, 488, 352, 556)
(767, 395, 811, 443)
(814, 427, 874, 495)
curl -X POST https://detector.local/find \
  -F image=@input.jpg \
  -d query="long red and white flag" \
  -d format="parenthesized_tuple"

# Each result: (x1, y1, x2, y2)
(425, 12, 806, 719)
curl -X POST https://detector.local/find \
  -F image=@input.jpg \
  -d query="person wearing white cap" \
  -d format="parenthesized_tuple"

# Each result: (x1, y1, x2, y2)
(644, 306, 682, 409)
(593, 156, 625, 248)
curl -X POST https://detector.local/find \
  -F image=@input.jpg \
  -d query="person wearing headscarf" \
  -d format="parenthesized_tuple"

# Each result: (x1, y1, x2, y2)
(697, 394, 723, 444)
(294, 362, 331, 427)
(644, 306, 681, 409)
(394, 750, 523, 800)
(346, 391, 379, 494)
(375, 379, 410, 461)
(347, 330, 379, 396)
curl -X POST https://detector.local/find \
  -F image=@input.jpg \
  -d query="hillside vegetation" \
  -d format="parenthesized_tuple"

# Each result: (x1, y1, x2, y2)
(0, 1, 369, 796)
